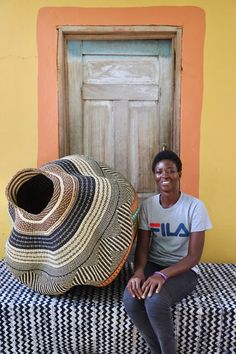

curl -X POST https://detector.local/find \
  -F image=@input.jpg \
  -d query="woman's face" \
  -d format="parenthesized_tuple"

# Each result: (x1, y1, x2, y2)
(153, 159, 181, 193)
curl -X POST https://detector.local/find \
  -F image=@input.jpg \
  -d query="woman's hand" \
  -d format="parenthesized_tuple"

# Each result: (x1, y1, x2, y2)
(141, 274, 166, 298)
(127, 273, 145, 299)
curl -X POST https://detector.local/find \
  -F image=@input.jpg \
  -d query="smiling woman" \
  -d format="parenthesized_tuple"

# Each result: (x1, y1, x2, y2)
(123, 150, 212, 354)
(155, 162, 181, 208)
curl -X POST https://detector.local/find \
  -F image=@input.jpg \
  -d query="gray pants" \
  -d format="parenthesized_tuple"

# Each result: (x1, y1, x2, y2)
(123, 262, 198, 354)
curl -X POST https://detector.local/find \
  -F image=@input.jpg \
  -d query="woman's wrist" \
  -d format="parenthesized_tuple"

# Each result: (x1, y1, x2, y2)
(154, 271, 169, 281)
(133, 269, 144, 276)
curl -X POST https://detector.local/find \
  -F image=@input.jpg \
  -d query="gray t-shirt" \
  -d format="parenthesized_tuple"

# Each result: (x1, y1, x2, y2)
(139, 192, 212, 270)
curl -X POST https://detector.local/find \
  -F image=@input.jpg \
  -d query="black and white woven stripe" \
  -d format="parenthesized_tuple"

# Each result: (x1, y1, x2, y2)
(0, 260, 235, 354)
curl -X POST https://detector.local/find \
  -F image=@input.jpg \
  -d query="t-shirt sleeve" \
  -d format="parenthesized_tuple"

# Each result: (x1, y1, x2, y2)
(138, 201, 149, 230)
(190, 200, 212, 232)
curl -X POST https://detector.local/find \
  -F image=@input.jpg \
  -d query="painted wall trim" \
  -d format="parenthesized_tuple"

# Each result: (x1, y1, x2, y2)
(37, 6, 205, 196)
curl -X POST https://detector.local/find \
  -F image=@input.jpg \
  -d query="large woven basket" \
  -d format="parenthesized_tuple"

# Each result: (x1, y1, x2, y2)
(5, 155, 138, 295)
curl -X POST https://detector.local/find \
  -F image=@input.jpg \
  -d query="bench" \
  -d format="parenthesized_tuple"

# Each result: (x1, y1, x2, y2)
(0, 260, 235, 353)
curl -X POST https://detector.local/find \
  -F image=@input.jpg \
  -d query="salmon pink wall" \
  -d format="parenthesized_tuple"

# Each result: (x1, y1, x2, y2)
(37, 6, 205, 197)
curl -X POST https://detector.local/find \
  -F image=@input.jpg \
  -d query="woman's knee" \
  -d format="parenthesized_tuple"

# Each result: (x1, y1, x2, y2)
(123, 287, 143, 313)
(144, 292, 171, 314)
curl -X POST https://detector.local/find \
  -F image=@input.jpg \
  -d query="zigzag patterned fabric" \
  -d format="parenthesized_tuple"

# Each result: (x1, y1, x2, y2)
(0, 260, 235, 354)
(5, 155, 138, 295)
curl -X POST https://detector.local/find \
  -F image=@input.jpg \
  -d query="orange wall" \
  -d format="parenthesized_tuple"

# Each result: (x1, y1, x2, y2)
(37, 6, 205, 197)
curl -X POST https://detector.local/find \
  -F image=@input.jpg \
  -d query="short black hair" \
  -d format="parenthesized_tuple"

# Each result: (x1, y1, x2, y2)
(152, 150, 182, 173)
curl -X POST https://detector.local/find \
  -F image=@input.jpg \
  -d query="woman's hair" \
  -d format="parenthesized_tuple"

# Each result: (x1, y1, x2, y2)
(152, 150, 182, 173)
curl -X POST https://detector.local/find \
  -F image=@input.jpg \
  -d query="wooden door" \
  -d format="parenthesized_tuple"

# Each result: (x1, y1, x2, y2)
(65, 39, 174, 200)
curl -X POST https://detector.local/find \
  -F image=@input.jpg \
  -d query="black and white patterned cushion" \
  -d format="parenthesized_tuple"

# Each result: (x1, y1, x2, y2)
(0, 260, 235, 354)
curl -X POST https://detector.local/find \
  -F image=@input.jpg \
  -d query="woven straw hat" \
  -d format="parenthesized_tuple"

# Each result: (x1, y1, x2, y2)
(5, 155, 138, 295)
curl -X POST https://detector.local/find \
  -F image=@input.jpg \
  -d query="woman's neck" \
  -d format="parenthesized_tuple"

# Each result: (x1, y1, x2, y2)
(159, 191, 181, 208)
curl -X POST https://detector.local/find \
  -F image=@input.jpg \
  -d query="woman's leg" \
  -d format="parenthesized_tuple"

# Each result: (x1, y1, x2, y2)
(144, 270, 198, 354)
(123, 287, 161, 354)
(123, 262, 163, 353)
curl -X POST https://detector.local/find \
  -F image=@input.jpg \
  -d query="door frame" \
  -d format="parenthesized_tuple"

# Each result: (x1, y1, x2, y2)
(57, 25, 182, 157)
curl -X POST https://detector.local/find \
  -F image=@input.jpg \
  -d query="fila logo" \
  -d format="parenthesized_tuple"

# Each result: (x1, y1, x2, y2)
(149, 223, 189, 237)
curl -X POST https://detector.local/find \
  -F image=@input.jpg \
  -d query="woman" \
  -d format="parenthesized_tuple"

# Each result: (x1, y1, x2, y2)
(123, 150, 212, 354)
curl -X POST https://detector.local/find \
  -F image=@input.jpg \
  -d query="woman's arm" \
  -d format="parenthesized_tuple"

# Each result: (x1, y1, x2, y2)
(126, 229, 150, 298)
(133, 229, 150, 275)
(141, 231, 205, 298)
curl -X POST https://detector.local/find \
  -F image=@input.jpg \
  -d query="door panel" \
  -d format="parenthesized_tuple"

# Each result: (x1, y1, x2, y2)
(83, 55, 159, 84)
(83, 101, 114, 166)
(82, 84, 159, 101)
(129, 101, 159, 194)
